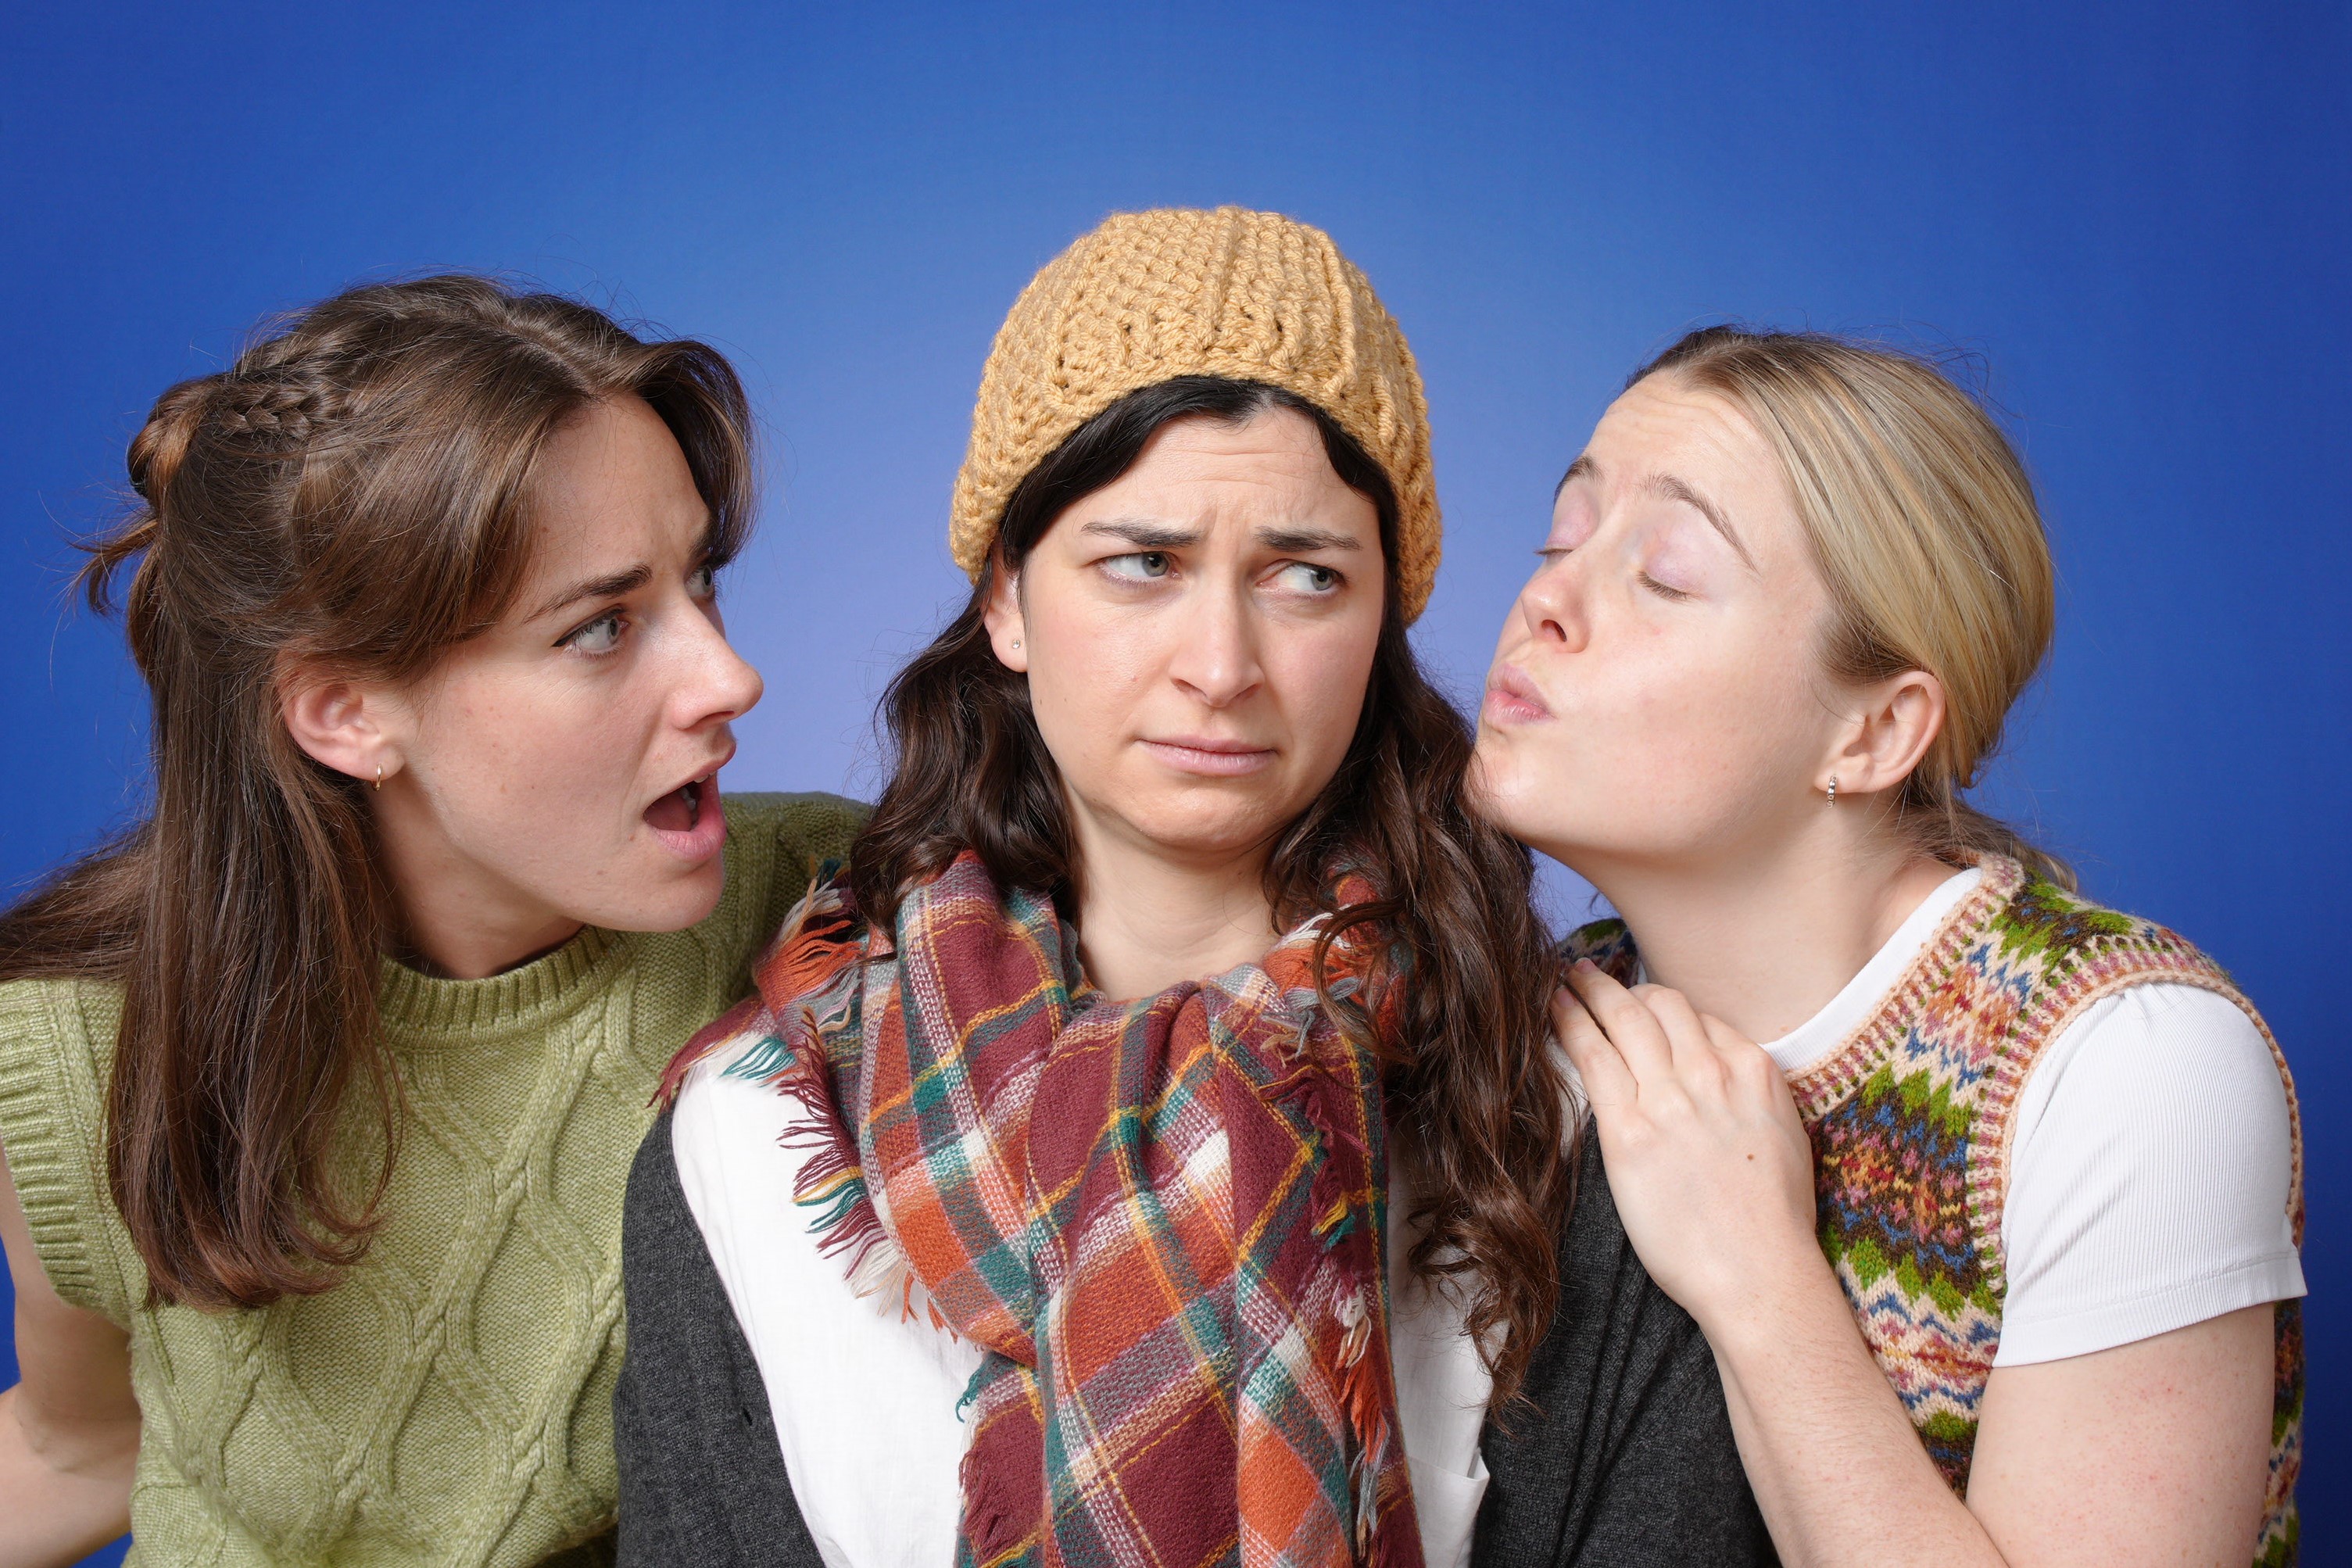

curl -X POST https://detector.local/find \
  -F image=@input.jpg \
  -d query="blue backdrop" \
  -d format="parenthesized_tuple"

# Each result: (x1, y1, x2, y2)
(5, 5, 2344, 1561)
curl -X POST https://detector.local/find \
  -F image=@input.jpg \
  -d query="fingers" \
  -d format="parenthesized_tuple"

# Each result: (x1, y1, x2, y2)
(1565, 959, 1677, 1084)
(1552, 985, 1636, 1112)
(1632, 983, 1722, 1086)
(1699, 1012, 1810, 1133)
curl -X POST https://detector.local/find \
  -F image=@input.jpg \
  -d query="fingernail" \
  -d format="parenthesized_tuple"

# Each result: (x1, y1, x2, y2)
(1572, 958, 1598, 975)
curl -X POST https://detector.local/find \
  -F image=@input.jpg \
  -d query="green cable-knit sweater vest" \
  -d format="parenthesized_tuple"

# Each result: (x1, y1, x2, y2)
(0, 791, 864, 1567)
(1567, 855, 2304, 1568)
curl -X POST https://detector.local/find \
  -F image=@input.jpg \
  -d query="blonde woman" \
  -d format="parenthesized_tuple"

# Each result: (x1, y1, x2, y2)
(1470, 327, 2302, 1566)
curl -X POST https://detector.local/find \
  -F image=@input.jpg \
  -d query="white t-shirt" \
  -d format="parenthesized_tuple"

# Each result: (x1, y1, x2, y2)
(1757, 866, 2302, 1366)
(672, 872, 2300, 1565)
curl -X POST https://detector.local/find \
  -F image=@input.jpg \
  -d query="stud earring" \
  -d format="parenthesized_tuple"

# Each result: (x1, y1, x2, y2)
(1825, 775, 1838, 804)
(1011, 639, 1021, 650)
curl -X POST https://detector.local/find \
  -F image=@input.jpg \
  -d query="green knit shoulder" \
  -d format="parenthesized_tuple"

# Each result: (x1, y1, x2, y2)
(0, 785, 872, 1566)
(0, 975, 131, 1320)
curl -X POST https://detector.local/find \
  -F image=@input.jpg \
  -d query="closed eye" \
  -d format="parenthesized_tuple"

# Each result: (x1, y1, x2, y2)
(1639, 573, 1692, 603)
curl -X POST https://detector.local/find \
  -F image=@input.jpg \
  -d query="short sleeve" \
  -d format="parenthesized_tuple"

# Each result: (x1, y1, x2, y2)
(0, 979, 136, 1323)
(1993, 983, 2301, 1366)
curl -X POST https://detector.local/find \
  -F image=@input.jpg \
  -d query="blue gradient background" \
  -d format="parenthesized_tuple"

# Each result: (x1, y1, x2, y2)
(5, 5, 2345, 1562)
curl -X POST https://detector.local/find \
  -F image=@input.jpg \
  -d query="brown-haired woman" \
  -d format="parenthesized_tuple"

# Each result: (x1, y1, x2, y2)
(0, 276, 863, 1564)
(615, 209, 1770, 1567)
(1473, 328, 2303, 1564)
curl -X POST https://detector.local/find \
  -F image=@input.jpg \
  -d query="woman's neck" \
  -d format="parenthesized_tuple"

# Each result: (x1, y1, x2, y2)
(1069, 826, 1280, 1003)
(1577, 825, 1957, 1044)
(376, 804, 584, 981)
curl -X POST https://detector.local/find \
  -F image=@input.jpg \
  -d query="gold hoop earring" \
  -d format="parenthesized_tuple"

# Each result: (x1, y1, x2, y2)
(374, 764, 384, 792)
(1825, 775, 1838, 805)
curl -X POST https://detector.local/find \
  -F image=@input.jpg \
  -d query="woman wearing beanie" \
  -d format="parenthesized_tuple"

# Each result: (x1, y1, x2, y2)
(1471, 328, 2301, 1565)
(0, 277, 863, 1564)
(615, 209, 1770, 1568)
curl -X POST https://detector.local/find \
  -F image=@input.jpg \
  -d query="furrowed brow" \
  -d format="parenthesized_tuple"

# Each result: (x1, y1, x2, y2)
(1079, 518, 1201, 550)
(532, 563, 653, 621)
(1255, 526, 1362, 553)
(1649, 473, 1758, 571)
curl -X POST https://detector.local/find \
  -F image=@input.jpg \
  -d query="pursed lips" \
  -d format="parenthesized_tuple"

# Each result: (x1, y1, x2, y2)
(1483, 663, 1555, 723)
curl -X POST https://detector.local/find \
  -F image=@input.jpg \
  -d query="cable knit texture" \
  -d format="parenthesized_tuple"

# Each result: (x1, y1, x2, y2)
(950, 206, 1444, 621)
(0, 792, 863, 1568)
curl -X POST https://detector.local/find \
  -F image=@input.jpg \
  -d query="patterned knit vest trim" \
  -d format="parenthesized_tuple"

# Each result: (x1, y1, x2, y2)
(1566, 855, 2304, 1568)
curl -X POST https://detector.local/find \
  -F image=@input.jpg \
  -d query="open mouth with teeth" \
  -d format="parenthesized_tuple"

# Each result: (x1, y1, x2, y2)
(644, 775, 708, 834)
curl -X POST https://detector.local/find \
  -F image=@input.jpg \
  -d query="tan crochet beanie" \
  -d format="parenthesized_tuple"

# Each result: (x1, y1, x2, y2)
(949, 206, 1442, 622)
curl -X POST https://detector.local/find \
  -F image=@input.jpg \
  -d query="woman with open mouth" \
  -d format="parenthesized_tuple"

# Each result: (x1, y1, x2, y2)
(0, 277, 862, 1564)
(1470, 327, 2304, 1566)
(617, 208, 1773, 1567)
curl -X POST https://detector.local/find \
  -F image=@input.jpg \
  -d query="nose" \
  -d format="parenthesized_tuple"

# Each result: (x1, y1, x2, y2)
(1517, 553, 1591, 654)
(676, 605, 764, 730)
(1166, 580, 1265, 709)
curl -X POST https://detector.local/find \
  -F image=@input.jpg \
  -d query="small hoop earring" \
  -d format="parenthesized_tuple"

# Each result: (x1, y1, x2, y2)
(1825, 775, 1838, 805)
(374, 764, 384, 792)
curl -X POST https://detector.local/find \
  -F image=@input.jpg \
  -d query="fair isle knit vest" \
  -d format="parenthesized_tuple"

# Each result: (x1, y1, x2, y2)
(1568, 856, 2304, 1568)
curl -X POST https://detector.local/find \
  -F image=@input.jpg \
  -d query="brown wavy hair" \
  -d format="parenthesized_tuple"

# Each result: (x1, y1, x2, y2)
(851, 376, 1574, 1408)
(0, 276, 756, 1308)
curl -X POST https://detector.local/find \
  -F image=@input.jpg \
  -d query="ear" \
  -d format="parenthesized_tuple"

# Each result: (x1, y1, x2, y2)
(979, 550, 1030, 674)
(277, 660, 410, 788)
(1821, 668, 1946, 800)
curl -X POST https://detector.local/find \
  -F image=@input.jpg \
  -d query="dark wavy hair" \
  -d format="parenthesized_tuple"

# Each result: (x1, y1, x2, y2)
(850, 375, 1574, 1408)
(0, 276, 756, 1309)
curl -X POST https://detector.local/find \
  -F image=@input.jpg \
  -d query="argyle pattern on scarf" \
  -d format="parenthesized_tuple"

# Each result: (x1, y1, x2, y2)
(664, 854, 1423, 1568)
(1566, 855, 2304, 1567)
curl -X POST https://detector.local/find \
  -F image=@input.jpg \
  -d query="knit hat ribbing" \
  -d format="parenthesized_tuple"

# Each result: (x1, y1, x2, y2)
(949, 206, 1442, 622)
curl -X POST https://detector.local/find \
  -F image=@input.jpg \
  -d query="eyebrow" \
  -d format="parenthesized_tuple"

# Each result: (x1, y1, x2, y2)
(1646, 472, 1758, 571)
(528, 524, 720, 622)
(1077, 518, 1363, 553)
(1552, 453, 1596, 500)
(1255, 526, 1362, 553)
(1079, 518, 1200, 550)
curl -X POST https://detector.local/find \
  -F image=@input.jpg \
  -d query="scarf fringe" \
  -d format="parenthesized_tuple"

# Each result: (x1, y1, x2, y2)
(1264, 1022, 1404, 1563)
(748, 878, 952, 1329)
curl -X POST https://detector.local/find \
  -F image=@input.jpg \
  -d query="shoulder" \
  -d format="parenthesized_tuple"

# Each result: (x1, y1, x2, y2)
(2017, 983, 2289, 1171)
(724, 791, 868, 885)
(722, 792, 867, 936)
(0, 976, 134, 1319)
(1561, 917, 1638, 986)
(1994, 982, 2300, 1362)
(1984, 866, 2239, 1001)
(2018, 981, 2289, 1153)
(0, 976, 120, 1124)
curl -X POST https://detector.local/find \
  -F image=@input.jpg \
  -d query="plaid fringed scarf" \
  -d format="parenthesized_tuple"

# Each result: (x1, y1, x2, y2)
(660, 852, 1424, 1568)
